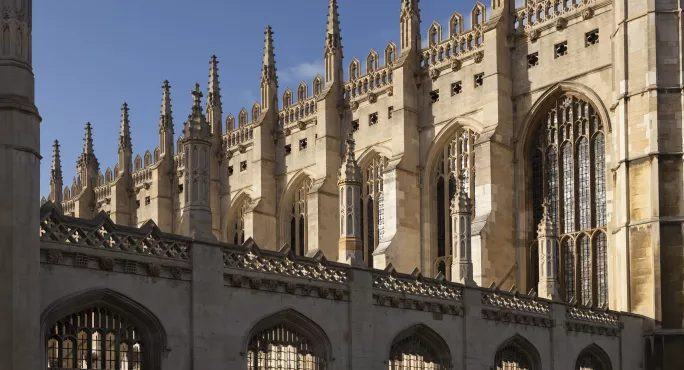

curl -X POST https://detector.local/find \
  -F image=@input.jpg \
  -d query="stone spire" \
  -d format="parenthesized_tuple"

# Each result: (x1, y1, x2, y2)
(450, 169, 475, 286)
(83, 122, 95, 157)
(263, 26, 276, 72)
(77, 122, 99, 183)
(180, 83, 214, 240)
(537, 198, 559, 300)
(159, 80, 174, 156)
(260, 25, 279, 112)
(49, 140, 64, 210)
(207, 55, 222, 137)
(338, 133, 364, 266)
(119, 103, 132, 152)
(324, 0, 343, 87)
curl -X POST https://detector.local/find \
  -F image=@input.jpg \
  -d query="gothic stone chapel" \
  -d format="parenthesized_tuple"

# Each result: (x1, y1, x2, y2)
(1, 0, 684, 368)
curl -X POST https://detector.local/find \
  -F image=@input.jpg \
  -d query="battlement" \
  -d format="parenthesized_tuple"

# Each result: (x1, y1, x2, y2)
(512, 0, 604, 33)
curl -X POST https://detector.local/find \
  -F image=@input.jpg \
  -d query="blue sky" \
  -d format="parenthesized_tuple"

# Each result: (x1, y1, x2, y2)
(36, 0, 479, 198)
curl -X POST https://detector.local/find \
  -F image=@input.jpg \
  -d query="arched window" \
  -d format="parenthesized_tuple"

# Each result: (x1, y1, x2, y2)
(247, 310, 330, 370)
(44, 290, 166, 370)
(494, 336, 540, 370)
(388, 325, 451, 370)
(362, 156, 387, 268)
(433, 129, 475, 279)
(527, 93, 608, 306)
(231, 199, 249, 245)
(575, 344, 612, 370)
(288, 179, 312, 256)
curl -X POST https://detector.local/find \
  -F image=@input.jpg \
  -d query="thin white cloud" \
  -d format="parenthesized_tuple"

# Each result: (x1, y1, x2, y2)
(280, 60, 325, 84)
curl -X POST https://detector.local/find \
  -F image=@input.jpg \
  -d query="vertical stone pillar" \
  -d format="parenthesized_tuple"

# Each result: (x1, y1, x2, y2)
(347, 268, 375, 368)
(337, 134, 363, 265)
(537, 199, 558, 300)
(451, 170, 475, 286)
(0, 0, 41, 369)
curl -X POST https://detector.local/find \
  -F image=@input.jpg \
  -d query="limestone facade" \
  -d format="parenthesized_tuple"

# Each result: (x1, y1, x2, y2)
(11, 0, 683, 368)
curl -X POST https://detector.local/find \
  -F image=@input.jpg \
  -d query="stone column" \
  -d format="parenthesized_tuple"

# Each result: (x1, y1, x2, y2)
(451, 171, 475, 286)
(537, 199, 558, 300)
(0, 0, 41, 369)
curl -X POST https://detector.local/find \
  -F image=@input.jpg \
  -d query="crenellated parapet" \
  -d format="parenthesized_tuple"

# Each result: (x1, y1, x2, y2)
(512, 0, 603, 34)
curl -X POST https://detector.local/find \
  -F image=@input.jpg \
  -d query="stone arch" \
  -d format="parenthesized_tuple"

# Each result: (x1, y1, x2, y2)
(251, 102, 260, 122)
(297, 81, 308, 102)
(357, 147, 391, 268)
(40, 288, 168, 370)
(450, 11, 464, 36)
(471, 1, 487, 27)
(349, 57, 361, 80)
(244, 309, 332, 368)
(493, 334, 541, 370)
(387, 323, 452, 369)
(357, 145, 392, 170)
(238, 108, 248, 126)
(283, 88, 293, 108)
(421, 116, 484, 277)
(313, 75, 323, 96)
(366, 49, 379, 72)
(575, 343, 612, 370)
(224, 190, 253, 245)
(385, 41, 398, 65)
(225, 113, 235, 131)
(278, 170, 314, 253)
(516, 82, 611, 295)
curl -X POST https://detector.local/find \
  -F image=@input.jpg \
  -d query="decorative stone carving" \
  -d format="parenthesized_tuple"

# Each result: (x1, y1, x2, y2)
(351, 101, 359, 111)
(556, 17, 568, 30)
(301, 285, 312, 296)
(333, 289, 344, 300)
(582, 8, 594, 20)
(170, 267, 182, 279)
(297, 120, 307, 130)
(286, 283, 296, 294)
(387, 86, 394, 96)
(46, 250, 63, 264)
(147, 263, 161, 277)
(481, 291, 551, 314)
(368, 92, 377, 103)
(250, 278, 262, 289)
(230, 275, 243, 287)
(75, 254, 88, 268)
(99, 257, 114, 271)
(450, 58, 462, 71)
(265, 279, 278, 292)
(482, 308, 554, 328)
(429, 68, 440, 81)
(473, 51, 484, 64)
(283, 127, 291, 136)
(529, 29, 541, 42)
(318, 287, 329, 298)
(372, 273, 463, 300)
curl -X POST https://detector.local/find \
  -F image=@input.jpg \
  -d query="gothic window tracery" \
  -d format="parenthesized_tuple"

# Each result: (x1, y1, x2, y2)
(289, 179, 312, 256)
(47, 306, 144, 370)
(433, 129, 475, 280)
(528, 93, 608, 306)
(362, 156, 387, 268)
(247, 323, 326, 370)
(575, 345, 611, 370)
(231, 199, 249, 245)
(494, 344, 534, 370)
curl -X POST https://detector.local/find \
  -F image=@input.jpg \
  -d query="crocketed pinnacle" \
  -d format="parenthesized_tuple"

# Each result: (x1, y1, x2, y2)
(83, 122, 94, 156)
(192, 83, 203, 112)
(207, 56, 221, 109)
(451, 169, 471, 215)
(184, 83, 211, 139)
(51, 140, 62, 185)
(537, 198, 556, 238)
(338, 132, 361, 185)
(263, 25, 276, 68)
(325, 0, 342, 53)
(160, 80, 173, 133)
(119, 103, 132, 152)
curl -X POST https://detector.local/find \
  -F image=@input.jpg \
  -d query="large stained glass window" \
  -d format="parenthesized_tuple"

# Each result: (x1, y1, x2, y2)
(528, 94, 608, 306)
(363, 156, 387, 268)
(248, 324, 326, 370)
(434, 129, 476, 280)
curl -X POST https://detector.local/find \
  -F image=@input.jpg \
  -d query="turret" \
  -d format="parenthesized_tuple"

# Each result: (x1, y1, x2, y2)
(338, 134, 363, 266)
(537, 199, 559, 300)
(49, 140, 63, 212)
(180, 83, 214, 240)
(450, 170, 474, 286)
(324, 0, 343, 88)
(159, 80, 174, 158)
(261, 25, 278, 112)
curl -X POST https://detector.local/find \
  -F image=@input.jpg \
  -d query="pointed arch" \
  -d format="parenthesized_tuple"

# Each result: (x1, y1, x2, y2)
(313, 75, 323, 96)
(385, 41, 398, 65)
(493, 334, 541, 370)
(40, 288, 168, 370)
(64, 186, 71, 200)
(278, 171, 314, 254)
(251, 102, 261, 122)
(97, 171, 104, 186)
(225, 114, 235, 131)
(245, 309, 331, 369)
(471, 1, 487, 27)
(134, 154, 142, 171)
(144, 150, 152, 167)
(388, 324, 452, 369)
(575, 344, 612, 370)
(105, 168, 113, 183)
(283, 88, 293, 108)
(450, 11, 464, 37)
(153, 147, 160, 163)
(359, 152, 389, 268)
(176, 136, 184, 154)
(297, 81, 308, 102)
(225, 190, 253, 244)
(349, 57, 361, 80)
(428, 21, 442, 46)
(238, 108, 248, 126)
(366, 49, 379, 72)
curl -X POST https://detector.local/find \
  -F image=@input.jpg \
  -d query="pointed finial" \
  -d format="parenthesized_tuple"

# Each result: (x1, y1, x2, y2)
(208, 56, 221, 108)
(160, 80, 173, 132)
(325, 0, 341, 52)
(51, 140, 62, 184)
(83, 122, 94, 155)
(538, 198, 555, 237)
(119, 103, 132, 152)
(263, 25, 276, 69)
(192, 83, 203, 109)
(338, 132, 361, 185)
